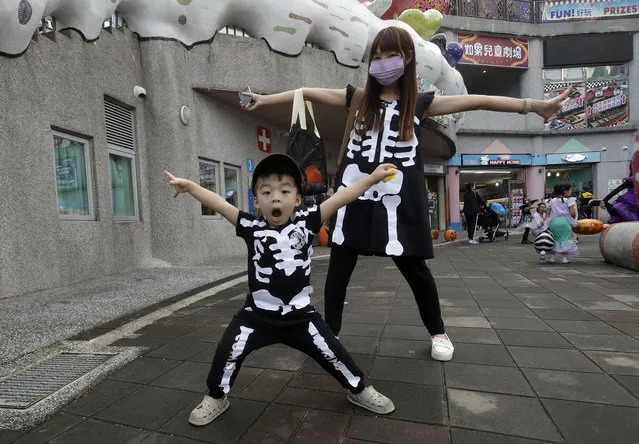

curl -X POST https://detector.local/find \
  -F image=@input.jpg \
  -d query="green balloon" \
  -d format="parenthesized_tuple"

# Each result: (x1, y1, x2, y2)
(398, 8, 442, 41)
(177, 0, 192, 5)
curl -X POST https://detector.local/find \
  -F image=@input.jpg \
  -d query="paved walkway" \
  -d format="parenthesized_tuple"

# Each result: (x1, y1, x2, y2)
(1, 235, 639, 443)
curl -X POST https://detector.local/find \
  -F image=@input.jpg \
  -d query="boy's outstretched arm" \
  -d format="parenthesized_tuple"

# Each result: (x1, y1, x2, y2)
(320, 163, 396, 223)
(164, 171, 239, 226)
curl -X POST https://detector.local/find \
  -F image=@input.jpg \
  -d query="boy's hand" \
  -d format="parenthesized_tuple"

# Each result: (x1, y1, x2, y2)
(164, 171, 192, 198)
(370, 163, 398, 183)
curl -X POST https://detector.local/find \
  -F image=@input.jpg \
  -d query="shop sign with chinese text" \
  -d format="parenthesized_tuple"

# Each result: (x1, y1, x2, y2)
(542, 0, 639, 22)
(458, 34, 528, 68)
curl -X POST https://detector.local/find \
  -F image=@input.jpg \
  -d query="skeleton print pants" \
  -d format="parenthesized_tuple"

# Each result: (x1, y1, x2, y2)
(324, 244, 445, 336)
(206, 309, 365, 398)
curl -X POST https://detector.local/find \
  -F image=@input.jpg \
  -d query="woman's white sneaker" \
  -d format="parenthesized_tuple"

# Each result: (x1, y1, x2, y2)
(431, 334, 454, 361)
(188, 395, 230, 426)
(347, 386, 395, 414)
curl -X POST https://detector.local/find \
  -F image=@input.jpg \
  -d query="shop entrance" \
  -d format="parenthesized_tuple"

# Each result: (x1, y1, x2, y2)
(458, 168, 526, 229)
(544, 165, 593, 198)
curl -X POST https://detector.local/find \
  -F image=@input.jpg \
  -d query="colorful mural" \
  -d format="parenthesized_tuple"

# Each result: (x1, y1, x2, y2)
(0, 0, 466, 98)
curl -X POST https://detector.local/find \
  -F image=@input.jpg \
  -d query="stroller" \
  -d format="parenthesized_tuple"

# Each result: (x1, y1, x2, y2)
(477, 203, 510, 243)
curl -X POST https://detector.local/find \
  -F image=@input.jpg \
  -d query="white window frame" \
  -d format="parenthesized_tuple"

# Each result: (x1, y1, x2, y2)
(199, 158, 221, 219)
(108, 144, 139, 221)
(53, 131, 95, 221)
(222, 163, 242, 212)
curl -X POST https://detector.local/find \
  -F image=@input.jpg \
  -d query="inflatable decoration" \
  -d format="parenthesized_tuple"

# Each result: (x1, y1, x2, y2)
(445, 42, 464, 67)
(572, 219, 606, 235)
(0, 0, 466, 100)
(444, 229, 457, 241)
(304, 165, 323, 194)
(634, 130, 639, 204)
(379, 0, 414, 19)
(398, 8, 442, 40)
(431, 229, 439, 240)
(408, 0, 451, 14)
(429, 32, 447, 56)
(599, 223, 639, 271)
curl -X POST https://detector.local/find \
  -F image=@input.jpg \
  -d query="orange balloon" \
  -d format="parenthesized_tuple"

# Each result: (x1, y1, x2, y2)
(572, 219, 605, 235)
(318, 225, 329, 246)
(431, 229, 439, 240)
(305, 165, 322, 183)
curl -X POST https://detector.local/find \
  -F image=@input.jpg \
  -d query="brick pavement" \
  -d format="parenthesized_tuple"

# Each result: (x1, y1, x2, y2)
(1, 235, 639, 443)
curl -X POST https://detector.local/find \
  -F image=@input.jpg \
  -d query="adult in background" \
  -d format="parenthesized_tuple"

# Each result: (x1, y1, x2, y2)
(463, 183, 484, 245)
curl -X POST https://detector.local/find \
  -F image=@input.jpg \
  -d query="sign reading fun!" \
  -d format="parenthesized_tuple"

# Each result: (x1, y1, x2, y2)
(542, 0, 639, 21)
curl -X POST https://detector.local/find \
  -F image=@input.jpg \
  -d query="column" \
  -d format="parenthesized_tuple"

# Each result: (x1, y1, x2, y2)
(437, 176, 446, 231)
(448, 167, 460, 232)
(526, 166, 545, 201)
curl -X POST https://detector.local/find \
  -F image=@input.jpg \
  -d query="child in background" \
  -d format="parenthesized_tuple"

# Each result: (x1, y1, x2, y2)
(532, 202, 548, 236)
(546, 183, 579, 264)
(532, 202, 551, 263)
(165, 154, 397, 427)
(520, 199, 537, 244)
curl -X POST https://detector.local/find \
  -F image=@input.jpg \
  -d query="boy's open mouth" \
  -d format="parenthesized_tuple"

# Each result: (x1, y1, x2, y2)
(272, 208, 282, 218)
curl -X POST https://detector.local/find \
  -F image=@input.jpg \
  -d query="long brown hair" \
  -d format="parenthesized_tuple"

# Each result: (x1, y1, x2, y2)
(355, 27, 418, 142)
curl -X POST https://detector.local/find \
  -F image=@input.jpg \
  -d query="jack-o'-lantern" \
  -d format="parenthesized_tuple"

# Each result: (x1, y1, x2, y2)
(444, 229, 457, 241)
(431, 229, 439, 240)
(572, 219, 605, 235)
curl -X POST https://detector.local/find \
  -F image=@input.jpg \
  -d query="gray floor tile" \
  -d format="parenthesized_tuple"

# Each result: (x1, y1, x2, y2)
(357, 380, 447, 424)
(477, 300, 529, 308)
(508, 346, 602, 372)
(497, 330, 573, 349)
(64, 380, 143, 417)
(109, 356, 182, 384)
(382, 324, 429, 340)
(347, 415, 449, 443)
(441, 307, 485, 317)
(149, 361, 210, 392)
(615, 375, 639, 398)
(440, 298, 480, 307)
(490, 318, 552, 331)
(562, 333, 639, 352)
(238, 404, 306, 443)
(274, 387, 353, 413)
(339, 322, 384, 337)
(445, 363, 534, 396)
(238, 369, 293, 401)
(443, 316, 492, 328)
(583, 350, 639, 375)
(287, 372, 345, 393)
(543, 398, 639, 444)
(445, 327, 502, 345)
(160, 398, 267, 443)
(448, 389, 562, 442)
(95, 386, 194, 429)
(47, 419, 149, 444)
(532, 309, 597, 321)
(522, 368, 639, 406)
(451, 428, 551, 444)
(377, 338, 431, 360)
(144, 339, 211, 361)
(482, 308, 538, 319)
(369, 355, 443, 386)
(288, 409, 350, 443)
(452, 343, 516, 367)
(609, 322, 639, 337)
(243, 346, 308, 371)
(12, 413, 83, 444)
(338, 335, 380, 355)
(300, 353, 373, 375)
(546, 320, 620, 334)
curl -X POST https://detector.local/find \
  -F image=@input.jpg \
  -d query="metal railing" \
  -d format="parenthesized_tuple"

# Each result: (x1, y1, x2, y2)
(449, 0, 540, 23)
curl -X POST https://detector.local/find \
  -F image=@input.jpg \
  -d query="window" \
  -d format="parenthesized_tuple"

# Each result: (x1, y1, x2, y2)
(543, 64, 629, 130)
(105, 98, 139, 220)
(199, 159, 220, 217)
(53, 132, 95, 220)
(224, 165, 241, 209)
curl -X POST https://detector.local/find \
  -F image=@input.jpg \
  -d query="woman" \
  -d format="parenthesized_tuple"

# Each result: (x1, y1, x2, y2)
(242, 27, 568, 361)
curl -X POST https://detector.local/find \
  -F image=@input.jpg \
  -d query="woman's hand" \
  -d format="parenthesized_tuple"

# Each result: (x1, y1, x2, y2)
(535, 90, 571, 123)
(371, 163, 398, 183)
(239, 92, 264, 111)
(164, 171, 192, 198)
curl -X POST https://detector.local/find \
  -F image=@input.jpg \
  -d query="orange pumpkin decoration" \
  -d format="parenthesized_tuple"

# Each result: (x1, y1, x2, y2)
(431, 229, 439, 240)
(444, 229, 457, 241)
(318, 225, 329, 246)
(572, 219, 605, 235)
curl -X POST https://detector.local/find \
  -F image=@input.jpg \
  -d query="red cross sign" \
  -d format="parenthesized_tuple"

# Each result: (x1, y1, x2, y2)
(257, 126, 272, 153)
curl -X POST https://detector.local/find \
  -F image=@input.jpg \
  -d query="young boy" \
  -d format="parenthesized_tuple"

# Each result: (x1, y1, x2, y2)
(164, 154, 397, 427)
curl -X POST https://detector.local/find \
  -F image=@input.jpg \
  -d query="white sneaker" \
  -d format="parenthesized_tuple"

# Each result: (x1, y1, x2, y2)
(468, 239, 479, 245)
(539, 251, 547, 264)
(431, 334, 454, 361)
(561, 256, 570, 264)
(189, 395, 230, 426)
(347, 386, 395, 414)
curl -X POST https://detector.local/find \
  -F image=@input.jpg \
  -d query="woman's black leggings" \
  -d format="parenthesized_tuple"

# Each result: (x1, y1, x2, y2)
(522, 228, 531, 242)
(324, 244, 445, 336)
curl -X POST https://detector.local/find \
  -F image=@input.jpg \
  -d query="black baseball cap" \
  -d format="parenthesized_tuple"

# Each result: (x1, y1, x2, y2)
(251, 153, 303, 194)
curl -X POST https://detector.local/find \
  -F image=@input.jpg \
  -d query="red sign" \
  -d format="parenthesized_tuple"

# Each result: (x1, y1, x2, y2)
(257, 126, 271, 153)
(458, 34, 528, 68)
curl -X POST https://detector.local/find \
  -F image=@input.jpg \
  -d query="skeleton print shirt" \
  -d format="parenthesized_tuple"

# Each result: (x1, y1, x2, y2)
(236, 206, 322, 316)
(331, 85, 435, 259)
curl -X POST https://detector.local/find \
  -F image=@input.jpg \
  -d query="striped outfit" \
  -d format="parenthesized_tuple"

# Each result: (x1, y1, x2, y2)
(206, 206, 365, 398)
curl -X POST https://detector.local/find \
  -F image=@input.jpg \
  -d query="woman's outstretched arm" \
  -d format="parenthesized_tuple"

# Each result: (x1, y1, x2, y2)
(241, 88, 347, 111)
